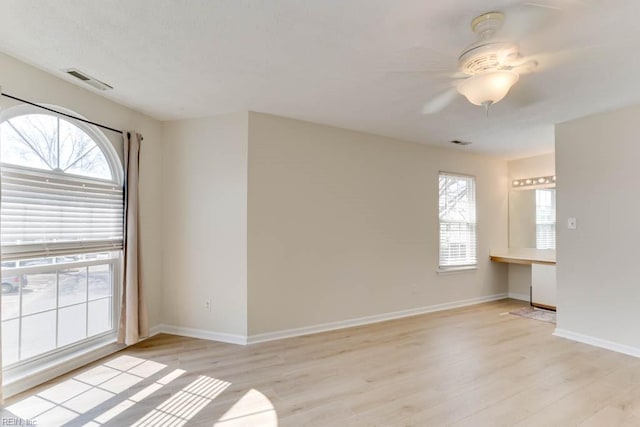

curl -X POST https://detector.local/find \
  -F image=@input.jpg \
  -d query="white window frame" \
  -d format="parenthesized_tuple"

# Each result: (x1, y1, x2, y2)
(535, 188, 556, 250)
(438, 172, 477, 271)
(1, 105, 124, 373)
(2, 256, 121, 379)
(1, 104, 123, 184)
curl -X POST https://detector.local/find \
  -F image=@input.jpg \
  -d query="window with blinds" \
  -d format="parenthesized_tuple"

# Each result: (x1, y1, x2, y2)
(1, 169, 124, 259)
(0, 108, 124, 369)
(536, 188, 556, 250)
(439, 172, 477, 268)
(0, 112, 123, 259)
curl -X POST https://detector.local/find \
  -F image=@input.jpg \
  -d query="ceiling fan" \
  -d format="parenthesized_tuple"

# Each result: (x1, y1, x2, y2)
(423, 10, 540, 114)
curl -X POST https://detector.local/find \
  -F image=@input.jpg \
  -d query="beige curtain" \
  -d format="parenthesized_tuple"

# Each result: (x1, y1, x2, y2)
(117, 131, 148, 345)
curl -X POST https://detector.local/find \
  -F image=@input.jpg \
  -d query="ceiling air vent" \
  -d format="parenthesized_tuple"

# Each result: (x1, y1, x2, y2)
(450, 140, 472, 146)
(65, 68, 113, 91)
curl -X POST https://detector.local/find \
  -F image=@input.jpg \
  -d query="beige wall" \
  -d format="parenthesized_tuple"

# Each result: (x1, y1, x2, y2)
(508, 152, 555, 181)
(506, 265, 532, 300)
(508, 190, 536, 249)
(247, 112, 508, 335)
(556, 106, 640, 349)
(0, 52, 165, 328)
(162, 113, 248, 336)
(0, 52, 513, 342)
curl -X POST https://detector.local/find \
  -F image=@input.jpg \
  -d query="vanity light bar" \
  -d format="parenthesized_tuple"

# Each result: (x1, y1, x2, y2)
(512, 175, 556, 188)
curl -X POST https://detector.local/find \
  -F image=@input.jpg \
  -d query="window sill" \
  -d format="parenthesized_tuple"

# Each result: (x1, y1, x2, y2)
(3, 334, 124, 399)
(437, 266, 478, 275)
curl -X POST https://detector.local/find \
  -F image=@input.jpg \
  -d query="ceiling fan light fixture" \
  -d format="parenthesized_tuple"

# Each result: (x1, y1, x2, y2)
(456, 70, 519, 106)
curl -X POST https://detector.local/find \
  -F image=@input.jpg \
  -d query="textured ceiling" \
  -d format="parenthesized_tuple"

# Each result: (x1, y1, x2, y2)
(1, 0, 639, 158)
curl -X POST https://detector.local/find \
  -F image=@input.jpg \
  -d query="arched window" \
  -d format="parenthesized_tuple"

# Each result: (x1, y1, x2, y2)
(1, 105, 124, 367)
(1, 112, 119, 181)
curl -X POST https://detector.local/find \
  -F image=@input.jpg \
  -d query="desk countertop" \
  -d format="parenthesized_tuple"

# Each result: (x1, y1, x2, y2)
(490, 248, 556, 265)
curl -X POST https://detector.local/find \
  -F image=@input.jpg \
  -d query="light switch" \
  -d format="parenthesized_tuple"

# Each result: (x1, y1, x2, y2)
(568, 217, 577, 229)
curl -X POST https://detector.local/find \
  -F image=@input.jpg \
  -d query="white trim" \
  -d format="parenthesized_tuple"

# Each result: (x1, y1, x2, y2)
(152, 324, 247, 346)
(553, 328, 640, 358)
(508, 292, 530, 302)
(3, 341, 125, 399)
(436, 266, 478, 275)
(151, 295, 508, 346)
(247, 293, 507, 345)
(3, 323, 164, 399)
(149, 324, 164, 337)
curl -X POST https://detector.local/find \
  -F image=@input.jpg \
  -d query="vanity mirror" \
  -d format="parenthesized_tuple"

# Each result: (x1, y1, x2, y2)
(492, 173, 557, 310)
(508, 187, 556, 250)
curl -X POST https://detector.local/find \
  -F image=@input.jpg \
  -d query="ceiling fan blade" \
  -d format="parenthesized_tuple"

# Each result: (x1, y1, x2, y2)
(523, 0, 598, 10)
(503, 81, 541, 109)
(500, 2, 560, 40)
(527, 40, 621, 72)
(384, 69, 466, 80)
(422, 87, 459, 115)
(522, 1, 563, 11)
(510, 58, 539, 75)
(502, 0, 599, 41)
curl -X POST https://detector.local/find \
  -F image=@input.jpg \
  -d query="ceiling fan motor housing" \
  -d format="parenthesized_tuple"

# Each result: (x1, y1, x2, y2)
(458, 11, 519, 76)
(458, 40, 520, 75)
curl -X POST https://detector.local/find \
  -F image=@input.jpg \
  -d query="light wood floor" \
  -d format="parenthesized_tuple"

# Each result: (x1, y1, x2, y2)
(4, 298, 640, 426)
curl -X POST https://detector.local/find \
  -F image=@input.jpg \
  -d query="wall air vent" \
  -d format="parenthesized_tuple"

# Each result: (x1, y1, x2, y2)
(450, 140, 472, 146)
(65, 68, 113, 91)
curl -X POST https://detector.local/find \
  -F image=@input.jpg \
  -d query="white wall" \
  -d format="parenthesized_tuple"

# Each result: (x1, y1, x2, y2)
(162, 113, 248, 337)
(508, 152, 555, 182)
(247, 112, 508, 335)
(0, 52, 164, 328)
(509, 190, 537, 249)
(507, 265, 531, 301)
(556, 106, 640, 351)
(506, 153, 555, 298)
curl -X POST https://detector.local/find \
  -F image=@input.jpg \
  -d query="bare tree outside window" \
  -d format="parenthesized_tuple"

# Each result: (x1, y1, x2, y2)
(1, 114, 112, 180)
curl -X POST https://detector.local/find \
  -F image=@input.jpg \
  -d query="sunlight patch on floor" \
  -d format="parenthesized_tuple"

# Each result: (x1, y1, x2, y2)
(90, 368, 186, 424)
(132, 375, 231, 426)
(5, 355, 175, 427)
(4, 353, 275, 427)
(215, 389, 278, 427)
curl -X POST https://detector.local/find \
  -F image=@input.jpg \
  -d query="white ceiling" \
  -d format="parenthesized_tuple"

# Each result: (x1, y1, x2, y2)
(1, 0, 639, 158)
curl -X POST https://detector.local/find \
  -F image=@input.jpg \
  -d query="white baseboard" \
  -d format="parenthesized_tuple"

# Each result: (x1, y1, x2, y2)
(152, 324, 247, 346)
(508, 292, 530, 302)
(151, 294, 509, 347)
(246, 293, 508, 344)
(149, 324, 164, 337)
(553, 328, 640, 358)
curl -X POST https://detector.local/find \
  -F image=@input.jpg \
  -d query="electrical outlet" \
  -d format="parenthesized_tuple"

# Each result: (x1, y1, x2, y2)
(205, 300, 212, 312)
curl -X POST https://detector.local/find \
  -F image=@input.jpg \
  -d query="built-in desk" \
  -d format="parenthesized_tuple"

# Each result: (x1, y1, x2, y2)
(490, 249, 556, 310)
(490, 248, 556, 266)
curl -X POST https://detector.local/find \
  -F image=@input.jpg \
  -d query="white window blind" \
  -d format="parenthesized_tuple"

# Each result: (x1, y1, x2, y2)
(1, 168, 124, 260)
(439, 172, 477, 268)
(1, 108, 124, 372)
(535, 188, 556, 250)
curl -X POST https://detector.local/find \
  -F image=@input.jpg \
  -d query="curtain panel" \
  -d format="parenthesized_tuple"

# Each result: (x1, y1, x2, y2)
(117, 131, 148, 345)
